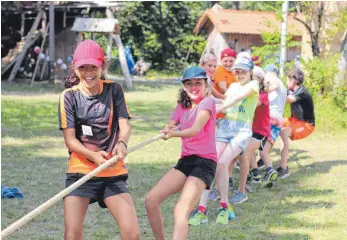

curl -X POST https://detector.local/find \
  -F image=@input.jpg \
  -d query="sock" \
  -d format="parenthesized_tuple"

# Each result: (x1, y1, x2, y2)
(251, 168, 259, 176)
(220, 202, 228, 209)
(197, 205, 206, 214)
(266, 167, 273, 173)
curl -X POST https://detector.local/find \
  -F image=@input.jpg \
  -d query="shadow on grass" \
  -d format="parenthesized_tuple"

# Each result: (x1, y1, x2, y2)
(271, 148, 310, 167)
(296, 159, 347, 174)
(2, 142, 347, 239)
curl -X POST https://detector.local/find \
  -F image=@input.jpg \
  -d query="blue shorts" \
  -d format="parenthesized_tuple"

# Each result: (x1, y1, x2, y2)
(216, 119, 252, 152)
(269, 124, 281, 144)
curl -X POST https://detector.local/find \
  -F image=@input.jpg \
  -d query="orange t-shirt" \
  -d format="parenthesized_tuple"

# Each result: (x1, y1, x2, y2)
(213, 66, 237, 118)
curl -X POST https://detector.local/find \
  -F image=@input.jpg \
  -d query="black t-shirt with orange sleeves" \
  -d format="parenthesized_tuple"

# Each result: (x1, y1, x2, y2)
(213, 66, 237, 119)
(58, 80, 131, 177)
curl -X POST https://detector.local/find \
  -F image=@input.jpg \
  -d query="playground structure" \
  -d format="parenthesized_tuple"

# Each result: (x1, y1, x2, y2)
(1, 1, 133, 89)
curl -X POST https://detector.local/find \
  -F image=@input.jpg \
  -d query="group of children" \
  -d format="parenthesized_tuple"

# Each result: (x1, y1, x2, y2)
(59, 40, 315, 239)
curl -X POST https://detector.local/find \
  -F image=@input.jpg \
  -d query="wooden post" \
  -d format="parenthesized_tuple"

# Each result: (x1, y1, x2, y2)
(112, 33, 133, 90)
(8, 11, 43, 82)
(31, 25, 49, 86)
(280, 0, 289, 78)
(49, 1, 55, 84)
(20, 12, 25, 37)
(63, 11, 66, 28)
(40, 52, 48, 81)
(106, 8, 133, 90)
(91, 11, 95, 40)
(107, 33, 113, 61)
(41, 11, 47, 33)
(77, 32, 83, 44)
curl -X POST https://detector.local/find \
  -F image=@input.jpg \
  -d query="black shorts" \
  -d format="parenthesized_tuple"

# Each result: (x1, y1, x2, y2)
(65, 173, 129, 208)
(252, 132, 268, 151)
(173, 155, 217, 189)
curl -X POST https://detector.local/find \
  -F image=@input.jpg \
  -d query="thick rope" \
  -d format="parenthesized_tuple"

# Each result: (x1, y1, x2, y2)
(1, 133, 165, 239)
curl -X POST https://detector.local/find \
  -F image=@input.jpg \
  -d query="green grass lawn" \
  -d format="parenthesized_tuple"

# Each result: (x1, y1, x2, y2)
(1, 82, 347, 240)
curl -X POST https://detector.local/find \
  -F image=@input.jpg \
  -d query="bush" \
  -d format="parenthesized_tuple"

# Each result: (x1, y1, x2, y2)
(302, 54, 340, 96)
(313, 95, 347, 130)
(302, 54, 347, 110)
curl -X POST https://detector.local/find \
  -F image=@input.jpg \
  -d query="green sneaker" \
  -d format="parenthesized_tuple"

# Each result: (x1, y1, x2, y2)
(216, 207, 229, 224)
(228, 204, 236, 220)
(188, 210, 208, 226)
(262, 168, 278, 188)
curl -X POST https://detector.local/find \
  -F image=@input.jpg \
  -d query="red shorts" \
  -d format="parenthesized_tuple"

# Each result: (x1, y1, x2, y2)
(283, 117, 315, 140)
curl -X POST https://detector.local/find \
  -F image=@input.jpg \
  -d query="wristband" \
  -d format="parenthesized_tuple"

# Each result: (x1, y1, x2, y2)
(117, 140, 127, 149)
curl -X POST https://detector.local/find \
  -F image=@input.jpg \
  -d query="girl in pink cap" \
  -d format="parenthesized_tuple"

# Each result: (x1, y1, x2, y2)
(59, 40, 139, 240)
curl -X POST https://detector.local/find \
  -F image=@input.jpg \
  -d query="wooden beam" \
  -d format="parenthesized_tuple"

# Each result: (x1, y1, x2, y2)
(48, 1, 55, 84)
(63, 11, 66, 28)
(91, 11, 95, 40)
(106, 33, 113, 61)
(112, 34, 133, 90)
(30, 25, 49, 86)
(40, 49, 48, 81)
(20, 12, 25, 36)
(105, 7, 133, 89)
(8, 10, 44, 81)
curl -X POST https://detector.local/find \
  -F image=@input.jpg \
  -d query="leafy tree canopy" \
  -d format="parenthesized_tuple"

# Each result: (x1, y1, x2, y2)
(116, 1, 208, 73)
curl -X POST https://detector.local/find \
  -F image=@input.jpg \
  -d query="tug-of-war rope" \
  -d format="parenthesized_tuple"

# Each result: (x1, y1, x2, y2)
(1, 133, 166, 239)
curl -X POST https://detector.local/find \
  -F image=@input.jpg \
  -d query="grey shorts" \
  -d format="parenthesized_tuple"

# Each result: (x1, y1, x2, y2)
(216, 119, 252, 152)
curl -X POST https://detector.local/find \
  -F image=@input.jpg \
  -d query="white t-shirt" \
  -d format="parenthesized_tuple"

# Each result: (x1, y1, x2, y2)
(267, 73, 287, 122)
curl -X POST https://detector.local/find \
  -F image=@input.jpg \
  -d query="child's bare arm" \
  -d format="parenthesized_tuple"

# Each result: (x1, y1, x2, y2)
(164, 110, 210, 138)
(219, 88, 255, 113)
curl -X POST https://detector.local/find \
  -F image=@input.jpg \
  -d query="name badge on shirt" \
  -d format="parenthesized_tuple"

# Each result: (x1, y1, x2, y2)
(82, 125, 93, 136)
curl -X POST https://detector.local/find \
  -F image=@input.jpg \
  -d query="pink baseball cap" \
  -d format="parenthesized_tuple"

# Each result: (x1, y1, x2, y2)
(73, 40, 104, 68)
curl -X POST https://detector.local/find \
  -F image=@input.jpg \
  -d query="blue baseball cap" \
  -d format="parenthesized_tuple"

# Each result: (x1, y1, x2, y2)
(232, 56, 254, 71)
(264, 64, 279, 75)
(181, 66, 207, 82)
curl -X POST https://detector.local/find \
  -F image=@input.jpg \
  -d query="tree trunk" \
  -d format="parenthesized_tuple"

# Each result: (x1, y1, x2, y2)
(232, 1, 240, 10)
(294, 2, 324, 57)
(311, 34, 320, 57)
(335, 32, 347, 92)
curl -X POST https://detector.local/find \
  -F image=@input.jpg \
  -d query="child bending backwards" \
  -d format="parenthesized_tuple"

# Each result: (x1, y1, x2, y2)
(279, 68, 315, 177)
(145, 66, 217, 240)
(189, 56, 258, 225)
(229, 66, 271, 203)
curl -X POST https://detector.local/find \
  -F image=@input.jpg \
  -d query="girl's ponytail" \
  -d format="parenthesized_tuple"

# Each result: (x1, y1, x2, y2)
(64, 71, 80, 89)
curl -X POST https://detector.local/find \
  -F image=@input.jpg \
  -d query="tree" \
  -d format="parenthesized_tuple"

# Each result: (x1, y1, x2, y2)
(327, 4, 347, 110)
(293, 2, 325, 57)
(251, 20, 298, 68)
(242, 1, 283, 12)
(219, 1, 240, 10)
(327, 3, 347, 66)
(116, 2, 208, 73)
